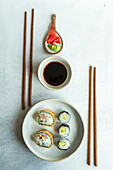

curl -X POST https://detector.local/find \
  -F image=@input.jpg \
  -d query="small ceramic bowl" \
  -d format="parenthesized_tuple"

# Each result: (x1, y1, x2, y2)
(38, 56, 72, 90)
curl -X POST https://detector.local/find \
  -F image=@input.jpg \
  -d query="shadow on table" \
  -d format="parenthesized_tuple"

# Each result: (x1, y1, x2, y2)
(14, 107, 30, 147)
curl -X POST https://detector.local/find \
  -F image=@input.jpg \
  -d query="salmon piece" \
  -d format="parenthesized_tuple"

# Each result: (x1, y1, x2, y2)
(42, 135, 48, 139)
(40, 114, 47, 121)
(38, 138, 43, 142)
(38, 135, 47, 143)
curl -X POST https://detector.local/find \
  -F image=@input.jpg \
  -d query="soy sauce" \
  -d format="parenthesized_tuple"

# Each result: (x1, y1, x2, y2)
(43, 62, 67, 86)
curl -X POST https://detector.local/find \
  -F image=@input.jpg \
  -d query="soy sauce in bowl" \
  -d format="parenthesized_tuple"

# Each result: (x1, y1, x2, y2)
(43, 62, 67, 86)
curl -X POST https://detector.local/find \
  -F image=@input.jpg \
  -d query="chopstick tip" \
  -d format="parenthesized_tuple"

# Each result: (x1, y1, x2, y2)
(22, 106, 25, 110)
(94, 67, 96, 73)
(95, 163, 98, 167)
(90, 66, 93, 71)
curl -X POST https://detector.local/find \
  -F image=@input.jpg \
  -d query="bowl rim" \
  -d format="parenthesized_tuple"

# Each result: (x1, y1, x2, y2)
(38, 56, 72, 90)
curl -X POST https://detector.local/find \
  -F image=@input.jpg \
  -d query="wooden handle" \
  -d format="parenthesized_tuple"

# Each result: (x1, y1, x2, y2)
(88, 66, 93, 165)
(52, 14, 56, 29)
(22, 11, 27, 110)
(94, 67, 98, 166)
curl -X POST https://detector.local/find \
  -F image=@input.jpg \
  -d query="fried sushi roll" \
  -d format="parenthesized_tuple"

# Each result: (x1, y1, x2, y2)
(58, 138, 70, 150)
(36, 110, 56, 126)
(59, 124, 70, 137)
(59, 111, 71, 123)
(35, 130, 54, 148)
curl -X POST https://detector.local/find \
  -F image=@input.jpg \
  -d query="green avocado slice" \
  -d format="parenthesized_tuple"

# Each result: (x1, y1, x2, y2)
(48, 44, 61, 52)
(59, 141, 66, 146)
(61, 127, 67, 135)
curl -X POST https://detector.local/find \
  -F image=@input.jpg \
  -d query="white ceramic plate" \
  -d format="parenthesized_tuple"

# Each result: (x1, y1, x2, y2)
(38, 56, 72, 90)
(22, 99, 84, 161)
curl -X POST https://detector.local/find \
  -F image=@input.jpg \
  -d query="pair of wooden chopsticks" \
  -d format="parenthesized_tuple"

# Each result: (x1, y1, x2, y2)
(88, 66, 98, 166)
(22, 9, 34, 110)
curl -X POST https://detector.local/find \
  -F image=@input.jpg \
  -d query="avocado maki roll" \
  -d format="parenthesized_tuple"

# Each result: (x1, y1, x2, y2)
(35, 130, 54, 148)
(58, 138, 70, 150)
(36, 110, 56, 126)
(59, 124, 70, 137)
(59, 111, 71, 123)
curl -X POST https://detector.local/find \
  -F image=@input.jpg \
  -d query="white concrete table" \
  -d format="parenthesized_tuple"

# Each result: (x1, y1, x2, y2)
(0, 0, 113, 169)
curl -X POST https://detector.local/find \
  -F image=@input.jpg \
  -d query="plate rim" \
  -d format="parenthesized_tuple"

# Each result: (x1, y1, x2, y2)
(22, 98, 85, 162)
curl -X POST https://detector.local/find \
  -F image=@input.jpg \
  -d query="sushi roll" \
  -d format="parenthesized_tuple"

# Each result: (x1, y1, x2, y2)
(35, 130, 54, 148)
(36, 110, 56, 126)
(59, 124, 70, 137)
(59, 111, 71, 123)
(58, 138, 70, 150)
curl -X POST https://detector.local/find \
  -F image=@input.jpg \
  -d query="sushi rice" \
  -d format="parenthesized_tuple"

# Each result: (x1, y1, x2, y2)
(35, 130, 54, 148)
(37, 110, 56, 126)
(59, 124, 70, 137)
(59, 111, 70, 123)
(58, 138, 70, 150)
(38, 111, 54, 125)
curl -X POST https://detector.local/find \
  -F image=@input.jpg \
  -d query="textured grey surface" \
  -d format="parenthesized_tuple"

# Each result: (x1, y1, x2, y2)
(0, 0, 113, 169)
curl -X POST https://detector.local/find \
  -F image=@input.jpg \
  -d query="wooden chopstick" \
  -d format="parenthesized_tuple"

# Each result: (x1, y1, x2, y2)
(29, 9, 34, 106)
(88, 66, 93, 165)
(94, 67, 98, 166)
(22, 11, 27, 110)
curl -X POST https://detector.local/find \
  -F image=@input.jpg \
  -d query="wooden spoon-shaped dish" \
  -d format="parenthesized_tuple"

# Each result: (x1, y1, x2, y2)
(45, 14, 63, 54)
